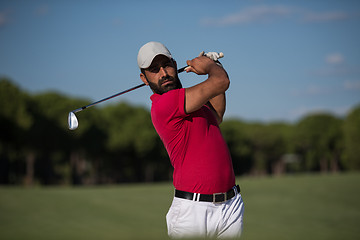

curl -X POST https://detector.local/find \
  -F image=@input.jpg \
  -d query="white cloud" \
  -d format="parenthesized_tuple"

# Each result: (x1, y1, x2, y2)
(344, 80, 360, 90)
(200, 5, 354, 27)
(290, 84, 333, 97)
(201, 5, 293, 26)
(289, 105, 350, 120)
(310, 52, 360, 77)
(0, 14, 5, 26)
(113, 18, 122, 26)
(0, 11, 10, 27)
(291, 79, 360, 98)
(302, 11, 349, 22)
(35, 5, 49, 16)
(305, 85, 330, 95)
(326, 53, 345, 65)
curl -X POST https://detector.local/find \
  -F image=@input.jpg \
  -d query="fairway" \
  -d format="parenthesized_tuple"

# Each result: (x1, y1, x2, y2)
(1, 173, 359, 240)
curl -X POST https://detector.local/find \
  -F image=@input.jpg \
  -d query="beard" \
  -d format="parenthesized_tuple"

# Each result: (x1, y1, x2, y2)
(148, 74, 183, 95)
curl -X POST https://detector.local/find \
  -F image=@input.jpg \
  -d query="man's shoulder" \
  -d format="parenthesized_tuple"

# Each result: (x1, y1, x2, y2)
(151, 88, 184, 103)
(151, 88, 187, 119)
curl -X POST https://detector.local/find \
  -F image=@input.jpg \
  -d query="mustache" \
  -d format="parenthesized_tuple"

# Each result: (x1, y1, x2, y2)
(158, 75, 176, 85)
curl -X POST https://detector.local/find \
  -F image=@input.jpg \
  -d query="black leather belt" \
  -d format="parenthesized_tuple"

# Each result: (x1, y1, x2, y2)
(175, 185, 240, 203)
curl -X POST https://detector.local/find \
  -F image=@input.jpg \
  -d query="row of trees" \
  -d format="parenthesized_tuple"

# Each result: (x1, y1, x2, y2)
(1, 78, 360, 185)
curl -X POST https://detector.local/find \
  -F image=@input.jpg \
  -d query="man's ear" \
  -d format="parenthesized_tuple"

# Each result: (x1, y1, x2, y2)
(140, 73, 149, 85)
(172, 59, 177, 69)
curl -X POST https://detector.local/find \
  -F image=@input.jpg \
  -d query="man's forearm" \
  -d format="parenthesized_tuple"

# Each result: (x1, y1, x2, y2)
(184, 56, 229, 115)
(207, 93, 226, 124)
(206, 66, 228, 124)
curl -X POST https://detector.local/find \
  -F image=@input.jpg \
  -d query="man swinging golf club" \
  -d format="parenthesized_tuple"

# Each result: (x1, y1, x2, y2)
(138, 42, 244, 238)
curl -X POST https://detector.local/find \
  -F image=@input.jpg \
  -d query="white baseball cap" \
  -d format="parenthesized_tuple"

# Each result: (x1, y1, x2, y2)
(137, 41, 172, 69)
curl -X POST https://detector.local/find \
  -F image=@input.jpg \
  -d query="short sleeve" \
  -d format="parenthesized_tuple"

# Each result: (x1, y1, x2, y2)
(151, 88, 188, 130)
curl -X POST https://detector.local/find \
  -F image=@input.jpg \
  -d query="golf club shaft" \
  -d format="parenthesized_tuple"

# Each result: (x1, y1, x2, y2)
(72, 83, 146, 113)
(71, 66, 189, 113)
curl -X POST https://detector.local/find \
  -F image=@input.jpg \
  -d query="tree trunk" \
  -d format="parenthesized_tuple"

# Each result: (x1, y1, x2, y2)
(330, 154, 339, 172)
(272, 158, 285, 176)
(70, 151, 84, 185)
(319, 157, 328, 172)
(24, 151, 35, 186)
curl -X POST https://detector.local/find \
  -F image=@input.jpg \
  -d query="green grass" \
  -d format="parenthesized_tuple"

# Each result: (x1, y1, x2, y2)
(240, 173, 360, 240)
(1, 173, 360, 240)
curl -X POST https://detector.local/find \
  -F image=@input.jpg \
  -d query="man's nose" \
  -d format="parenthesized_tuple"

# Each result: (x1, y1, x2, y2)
(159, 66, 167, 76)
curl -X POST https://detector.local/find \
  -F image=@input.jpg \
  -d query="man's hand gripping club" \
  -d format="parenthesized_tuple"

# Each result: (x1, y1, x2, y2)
(183, 51, 229, 124)
(185, 51, 224, 74)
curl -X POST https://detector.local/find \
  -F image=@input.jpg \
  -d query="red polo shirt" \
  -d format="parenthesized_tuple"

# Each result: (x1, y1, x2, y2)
(150, 88, 235, 194)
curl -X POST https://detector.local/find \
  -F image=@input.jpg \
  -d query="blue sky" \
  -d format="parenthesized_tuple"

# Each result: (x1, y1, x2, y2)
(1, 0, 359, 122)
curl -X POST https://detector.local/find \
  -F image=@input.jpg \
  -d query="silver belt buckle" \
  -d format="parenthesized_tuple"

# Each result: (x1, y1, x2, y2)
(213, 192, 227, 204)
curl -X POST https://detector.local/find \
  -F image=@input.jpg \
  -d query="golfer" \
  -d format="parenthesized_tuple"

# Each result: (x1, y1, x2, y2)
(137, 42, 244, 238)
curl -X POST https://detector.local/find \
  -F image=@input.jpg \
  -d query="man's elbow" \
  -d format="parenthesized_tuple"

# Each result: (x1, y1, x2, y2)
(209, 66, 230, 93)
(224, 77, 230, 91)
(217, 115, 224, 125)
(219, 75, 230, 93)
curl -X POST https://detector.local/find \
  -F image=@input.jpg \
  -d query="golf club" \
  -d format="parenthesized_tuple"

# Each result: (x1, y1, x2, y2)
(68, 52, 224, 130)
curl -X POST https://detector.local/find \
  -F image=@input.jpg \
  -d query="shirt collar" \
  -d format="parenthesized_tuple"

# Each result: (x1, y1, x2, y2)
(150, 93, 160, 102)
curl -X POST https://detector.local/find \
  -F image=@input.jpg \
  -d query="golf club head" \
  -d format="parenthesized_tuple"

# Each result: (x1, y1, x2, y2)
(68, 112, 79, 130)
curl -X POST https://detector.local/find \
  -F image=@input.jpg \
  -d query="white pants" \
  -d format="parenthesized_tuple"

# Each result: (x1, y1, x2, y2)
(166, 192, 244, 239)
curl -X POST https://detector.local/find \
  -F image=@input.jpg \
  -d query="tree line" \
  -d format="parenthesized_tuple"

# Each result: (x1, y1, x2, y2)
(1, 78, 359, 185)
